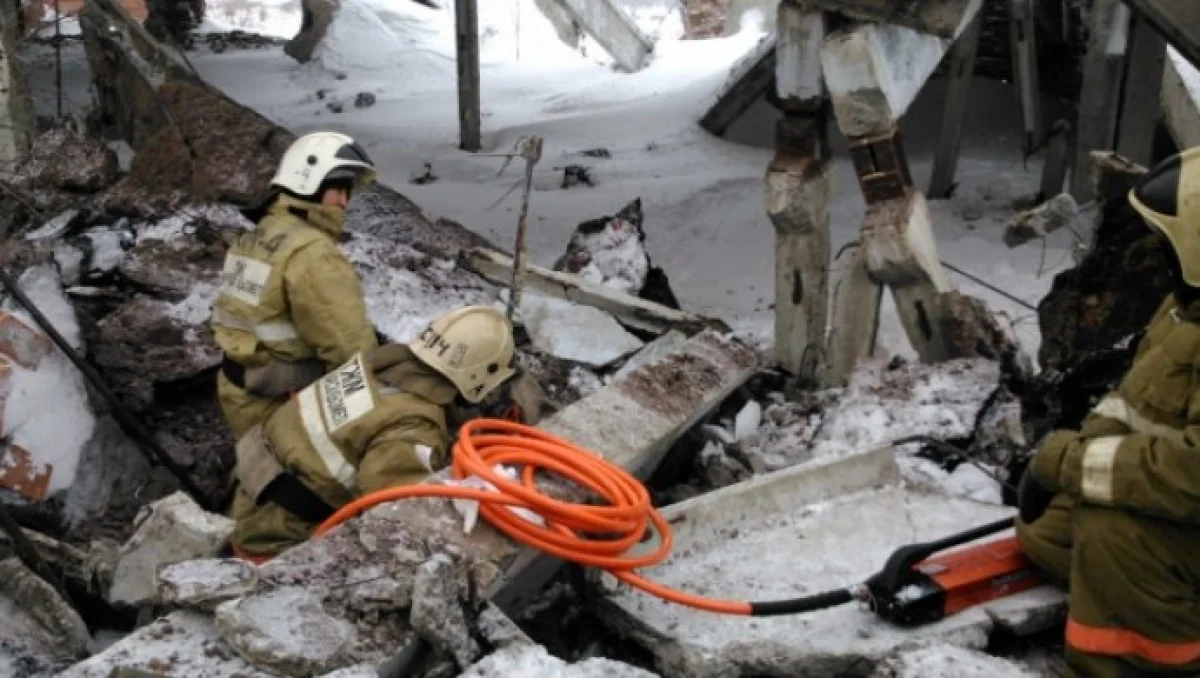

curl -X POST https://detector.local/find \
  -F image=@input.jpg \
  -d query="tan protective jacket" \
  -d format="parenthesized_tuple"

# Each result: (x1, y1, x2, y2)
(229, 346, 456, 558)
(212, 193, 377, 438)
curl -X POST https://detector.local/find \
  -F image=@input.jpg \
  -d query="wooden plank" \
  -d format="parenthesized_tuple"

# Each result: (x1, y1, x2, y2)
(455, 0, 481, 152)
(1122, 0, 1200, 73)
(929, 9, 984, 198)
(1116, 15, 1168, 166)
(462, 248, 723, 335)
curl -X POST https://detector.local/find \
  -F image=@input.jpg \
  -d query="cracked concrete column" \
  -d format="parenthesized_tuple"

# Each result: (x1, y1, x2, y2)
(0, 0, 35, 170)
(820, 14, 978, 364)
(765, 4, 831, 381)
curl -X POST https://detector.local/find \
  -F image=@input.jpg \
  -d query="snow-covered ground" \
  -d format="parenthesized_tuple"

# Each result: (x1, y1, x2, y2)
(164, 0, 1075, 362)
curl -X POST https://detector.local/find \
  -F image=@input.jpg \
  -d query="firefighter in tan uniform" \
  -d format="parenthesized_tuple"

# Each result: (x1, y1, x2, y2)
(212, 132, 380, 440)
(1017, 147, 1200, 677)
(228, 306, 517, 561)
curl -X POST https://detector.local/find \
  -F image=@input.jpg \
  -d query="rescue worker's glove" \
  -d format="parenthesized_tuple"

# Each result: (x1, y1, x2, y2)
(1017, 468, 1055, 524)
(1018, 430, 1079, 523)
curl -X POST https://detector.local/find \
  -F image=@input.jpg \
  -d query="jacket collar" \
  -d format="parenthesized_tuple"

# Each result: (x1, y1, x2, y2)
(372, 345, 458, 407)
(268, 193, 345, 240)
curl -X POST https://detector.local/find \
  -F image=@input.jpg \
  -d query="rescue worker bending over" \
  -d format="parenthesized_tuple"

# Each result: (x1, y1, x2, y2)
(229, 305, 517, 561)
(1017, 146, 1200, 677)
(212, 131, 379, 440)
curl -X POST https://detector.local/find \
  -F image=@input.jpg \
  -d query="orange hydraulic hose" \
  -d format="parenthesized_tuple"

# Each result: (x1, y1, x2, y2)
(313, 418, 754, 615)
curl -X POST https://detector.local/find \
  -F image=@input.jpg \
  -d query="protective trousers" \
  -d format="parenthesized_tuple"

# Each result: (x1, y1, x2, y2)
(1017, 496, 1200, 677)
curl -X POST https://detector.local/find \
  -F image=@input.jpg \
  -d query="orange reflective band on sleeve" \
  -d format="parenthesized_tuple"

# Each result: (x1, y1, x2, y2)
(1067, 619, 1200, 666)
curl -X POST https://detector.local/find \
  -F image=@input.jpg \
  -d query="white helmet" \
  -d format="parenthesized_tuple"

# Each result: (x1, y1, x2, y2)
(270, 131, 377, 198)
(409, 306, 517, 403)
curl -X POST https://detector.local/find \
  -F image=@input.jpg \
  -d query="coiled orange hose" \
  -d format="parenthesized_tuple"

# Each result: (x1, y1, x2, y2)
(313, 418, 753, 615)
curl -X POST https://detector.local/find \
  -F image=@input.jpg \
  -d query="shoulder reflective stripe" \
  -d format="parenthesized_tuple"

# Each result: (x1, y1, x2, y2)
(298, 385, 357, 492)
(1067, 618, 1200, 665)
(1080, 436, 1122, 504)
(1092, 395, 1186, 446)
(211, 308, 299, 344)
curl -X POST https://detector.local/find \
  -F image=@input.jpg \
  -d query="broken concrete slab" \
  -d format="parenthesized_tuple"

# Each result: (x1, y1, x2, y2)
(108, 491, 235, 608)
(552, 0, 654, 73)
(155, 558, 259, 611)
(0, 0, 35, 170)
(870, 643, 1038, 677)
(699, 32, 776, 137)
(820, 12, 981, 137)
(804, 0, 982, 39)
(410, 553, 479, 669)
(67, 330, 758, 674)
(598, 450, 1065, 677)
(615, 329, 688, 379)
(215, 587, 357, 675)
(460, 644, 660, 677)
(520, 292, 645, 368)
(464, 248, 720, 336)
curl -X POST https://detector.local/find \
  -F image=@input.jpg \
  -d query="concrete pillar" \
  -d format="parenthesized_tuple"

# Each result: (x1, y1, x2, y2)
(929, 9, 983, 198)
(1008, 0, 1043, 154)
(766, 4, 831, 381)
(1070, 0, 1128, 202)
(821, 17, 974, 364)
(0, 0, 35, 170)
(826, 242, 882, 386)
(1115, 14, 1167, 167)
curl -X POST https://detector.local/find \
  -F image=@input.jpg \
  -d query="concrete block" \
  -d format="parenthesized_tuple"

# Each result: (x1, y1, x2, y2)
(108, 491, 235, 608)
(616, 329, 688, 379)
(552, 0, 654, 73)
(598, 451, 1065, 678)
(0, 0, 35, 170)
(155, 558, 259, 611)
(821, 14, 980, 137)
(0, 557, 90, 669)
(803, 0, 982, 39)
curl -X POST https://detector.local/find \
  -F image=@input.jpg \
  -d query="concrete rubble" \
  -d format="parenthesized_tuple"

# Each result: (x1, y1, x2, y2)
(215, 587, 356, 675)
(459, 644, 659, 677)
(108, 492, 235, 608)
(598, 449, 1066, 677)
(1003, 194, 1081, 248)
(155, 558, 258, 611)
(0, 0, 35, 170)
(62, 330, 759, 675)
(0, 557, 90, 674)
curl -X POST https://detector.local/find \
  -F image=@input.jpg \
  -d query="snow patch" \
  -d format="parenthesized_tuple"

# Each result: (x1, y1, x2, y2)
(310, 0, 454, 80)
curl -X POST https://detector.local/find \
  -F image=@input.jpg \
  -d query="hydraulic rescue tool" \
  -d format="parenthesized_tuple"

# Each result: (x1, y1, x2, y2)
(314, 419, 1044, 625)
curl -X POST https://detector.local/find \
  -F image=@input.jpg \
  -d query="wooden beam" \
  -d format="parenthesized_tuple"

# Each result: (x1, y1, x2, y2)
(1116, 15, 1168, 166)
(461, 248, 723, 335)
(455, 0, 481, 152)
(929, 9, 983, 198)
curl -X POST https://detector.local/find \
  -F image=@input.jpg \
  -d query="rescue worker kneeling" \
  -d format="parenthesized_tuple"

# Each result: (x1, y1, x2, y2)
(212, 131, 380, 441)
(1016, 147, 1200, 677)
(228, 305, 517, 561)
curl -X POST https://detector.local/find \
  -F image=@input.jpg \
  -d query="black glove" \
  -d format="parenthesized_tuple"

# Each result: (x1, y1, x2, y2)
(1017, 470, 1055, 525)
